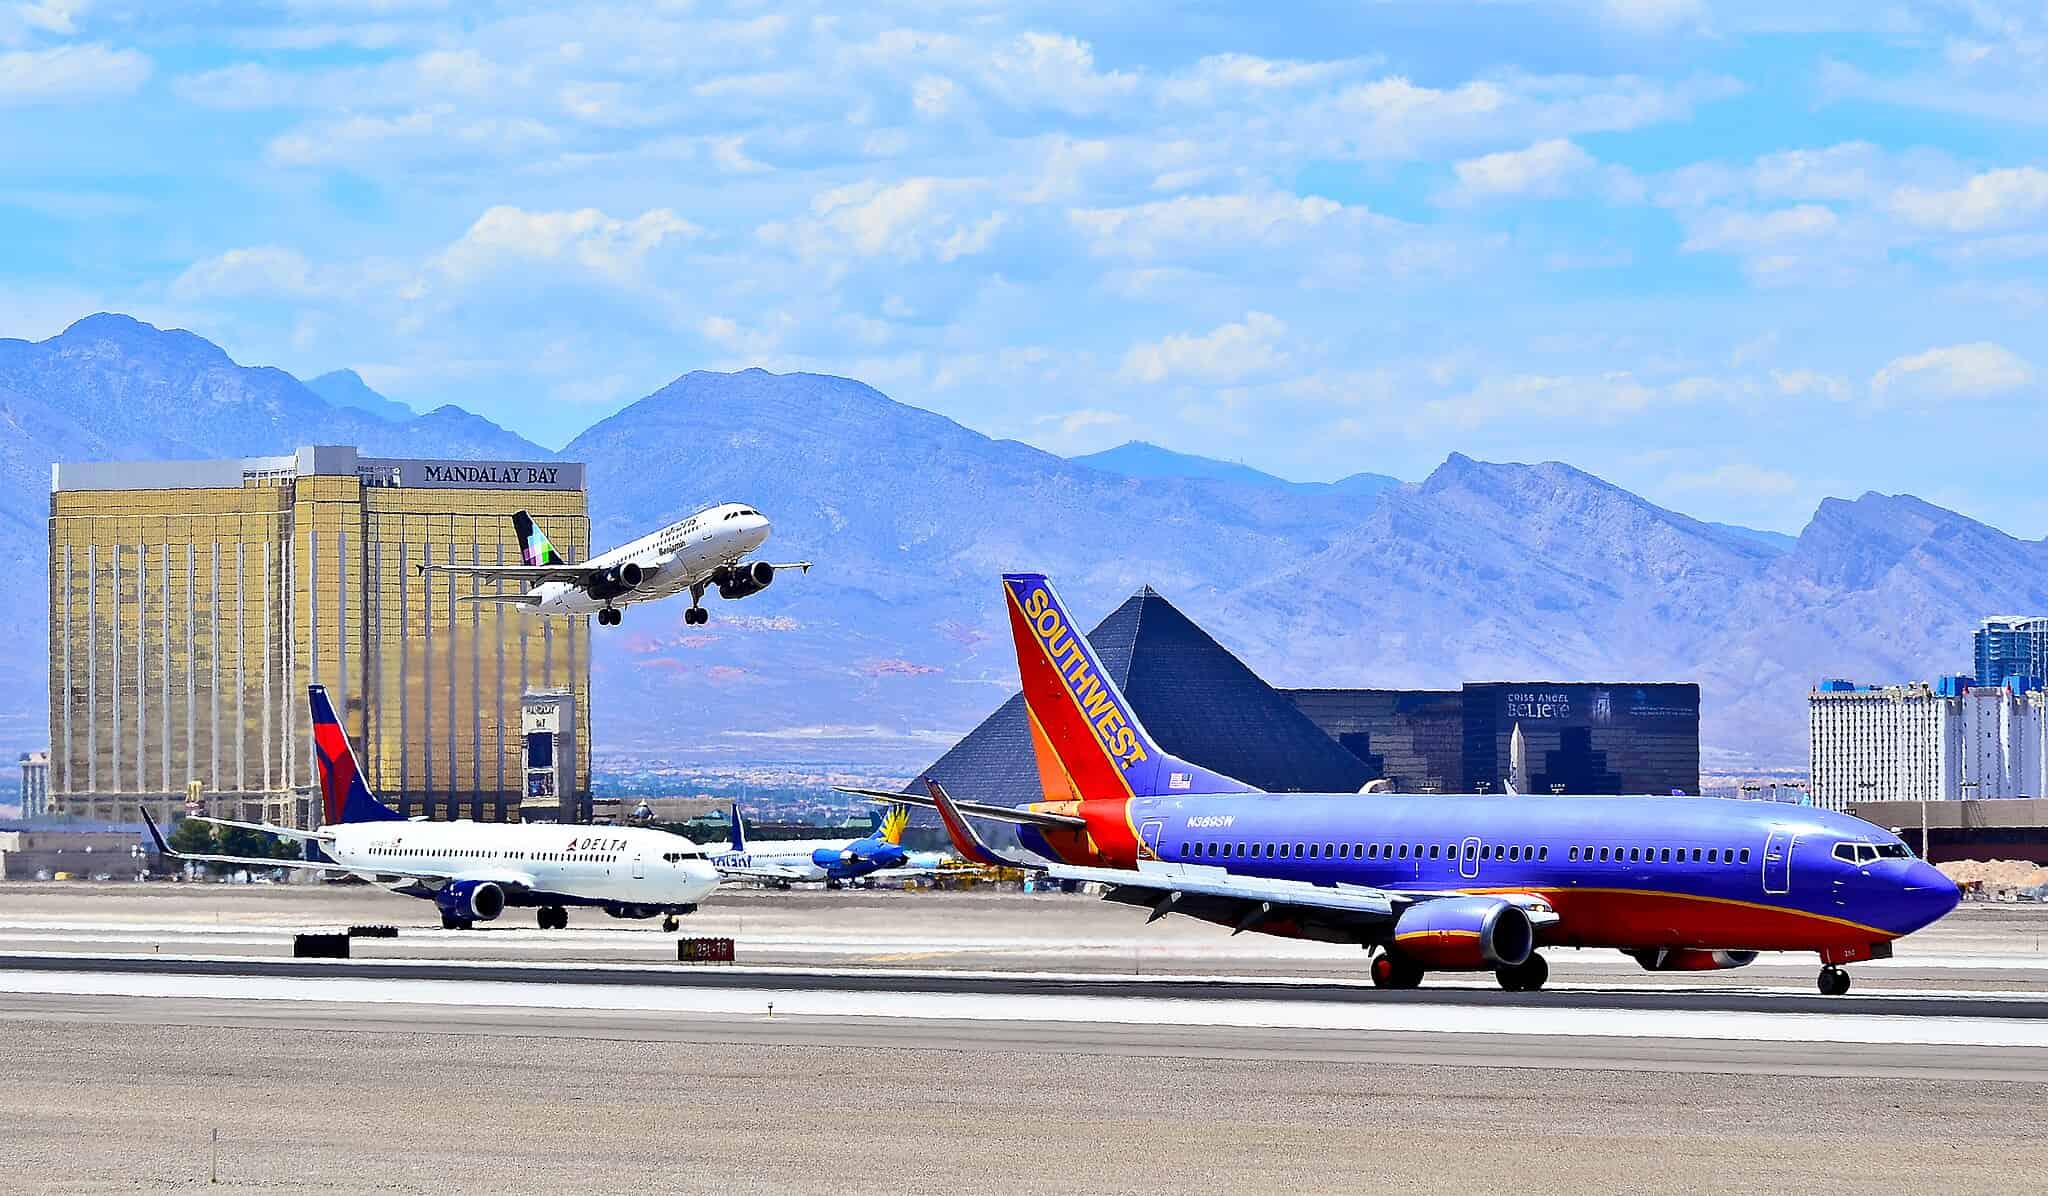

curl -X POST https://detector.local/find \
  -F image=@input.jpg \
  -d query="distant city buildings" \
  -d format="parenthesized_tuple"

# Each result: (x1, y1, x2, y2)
(18, 751, 48, 818)
(916, 584, 1702, 803)
(1974, 616, 2048, 691)
(47, 445, 590, 828)
(1809, 676, 2048, 810)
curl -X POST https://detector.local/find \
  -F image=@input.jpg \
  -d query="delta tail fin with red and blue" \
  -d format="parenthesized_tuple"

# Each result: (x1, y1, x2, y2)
(309, 686, 404, 825)
(1001, 573, 1255, 802)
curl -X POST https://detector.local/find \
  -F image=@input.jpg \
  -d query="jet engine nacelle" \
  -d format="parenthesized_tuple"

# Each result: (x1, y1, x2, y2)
(715, 561, 774, 600)
(602, 903, 662, 920)
(1390, 896, 1533, 969)
(1627, 948, 1759, 972)
(588, 561, 647, 601)
(436, 879, 505, 923)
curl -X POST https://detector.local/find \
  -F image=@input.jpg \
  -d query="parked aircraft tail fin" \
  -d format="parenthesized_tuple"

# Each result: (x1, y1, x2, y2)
(309, 686, 403, 825)
(1000, 573, 1256, 801)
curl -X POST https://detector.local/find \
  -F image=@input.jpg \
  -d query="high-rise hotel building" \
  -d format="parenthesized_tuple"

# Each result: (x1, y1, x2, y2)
(48, 446, 589, 827)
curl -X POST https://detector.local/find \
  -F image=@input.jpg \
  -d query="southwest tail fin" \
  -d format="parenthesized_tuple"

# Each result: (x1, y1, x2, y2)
(924, 779, 1028, 868)
(1001, 573, 1255, 800)
(309, 686, 403, 825)
(513, 511, 563, 566)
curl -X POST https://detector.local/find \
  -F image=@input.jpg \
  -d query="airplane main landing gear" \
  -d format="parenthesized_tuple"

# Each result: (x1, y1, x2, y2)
(1495, 953, 1550, 992)
(1370, 951, 1425, 990)
(537, 906, 568, 930)
(597, 608, 622, 626)
(684, 606, 708, 626)
(440, 913, 472, 930)
(662, 914, 680, 933)
(1818, 965, 1851, 996)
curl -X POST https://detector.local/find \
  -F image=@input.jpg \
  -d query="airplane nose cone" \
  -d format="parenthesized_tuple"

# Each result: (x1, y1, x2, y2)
(1899, 860, 1961, 930)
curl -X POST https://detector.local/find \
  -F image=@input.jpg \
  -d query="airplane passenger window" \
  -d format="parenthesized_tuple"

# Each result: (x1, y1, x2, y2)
(1569, 847, 1578, 861)
(1429, 845, 1440, 859)
(1295, 843, 1306, 857)
(1366, 844, 1378, 858)
(1180, 842, 1190, 856)
(1338, 844, 1350, 858)
(1740, 849, 1751, 863)
(1628, 848, 1639, 862)
(1691, 848, 1701, 862)
(1660, 848, 1671, 863)
(1327, 843, 1337, 857)
(1208, 842, 1220, 857)
(1278, 844, 1290, 858)
(1507, 846, 1519, 861)
(1538, 847, 1548, 861)
(1308, 844, 1319, 858)
(1397, 845, 1409, 859)
(1465, 843, 1476, 859)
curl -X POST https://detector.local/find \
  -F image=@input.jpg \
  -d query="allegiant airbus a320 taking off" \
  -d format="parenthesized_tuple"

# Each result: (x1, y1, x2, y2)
(419, 504, 809, 627)
(852, 573, 1961, 996)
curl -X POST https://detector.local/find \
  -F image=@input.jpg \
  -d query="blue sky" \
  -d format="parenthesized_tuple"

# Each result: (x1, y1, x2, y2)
(5, 1, 2047, 535)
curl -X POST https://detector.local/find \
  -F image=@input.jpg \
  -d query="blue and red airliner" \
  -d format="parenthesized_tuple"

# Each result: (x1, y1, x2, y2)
(853, 573, 1960, 995)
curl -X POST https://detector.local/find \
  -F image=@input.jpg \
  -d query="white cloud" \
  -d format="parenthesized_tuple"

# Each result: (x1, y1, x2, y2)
(1447, 138, 1595, 201)
(172, 247, 319, 299)
(1679, 204, 1839, 252)
(431, 205, 700, 287)
(758, 178, 1002, 262)
(1158, 52, 1369, 104)
(1416, 370, 1728, 430)
(1120, 312, 1288, 384)
(1770, 368, 1853, 402)
(1033, 408, 1128, 439)
(15, 0, 87, 36)
(1316, 71, 1739, 160)
(981, 32, 1136, 113)
(1070, 192, 1358, 259)
(0, 42, 149, 104)
(1871, 342, 2035, 399)
(266, 106, 556, 168)
(1892, 167, 2048, 232)
(910, 74, 958, 118)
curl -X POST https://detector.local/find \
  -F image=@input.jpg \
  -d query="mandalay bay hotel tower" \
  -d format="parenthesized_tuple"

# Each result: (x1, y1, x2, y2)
(47, 446, 590, 827)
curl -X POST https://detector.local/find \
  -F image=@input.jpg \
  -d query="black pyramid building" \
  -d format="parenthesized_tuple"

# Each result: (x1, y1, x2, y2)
(911, 586, 1374, 805)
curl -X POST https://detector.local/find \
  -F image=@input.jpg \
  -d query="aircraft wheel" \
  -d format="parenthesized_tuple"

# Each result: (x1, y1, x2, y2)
(1371, 952, 1424, 990)
(1818, 966, 1851, 996)
(662, 915, 680, 933)
(441, 913, 460, 930)
(685, 606, 708, 626)
(1496, 953, 1549, 992)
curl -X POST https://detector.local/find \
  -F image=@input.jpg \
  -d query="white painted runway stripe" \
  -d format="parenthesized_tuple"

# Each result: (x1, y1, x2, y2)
(3, 969, 2046, 1049)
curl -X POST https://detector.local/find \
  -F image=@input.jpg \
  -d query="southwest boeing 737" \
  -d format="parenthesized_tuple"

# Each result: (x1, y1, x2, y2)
(851, 573, 1961, 995)
(418, 504, 809, 627)
(143, 687, 722, 931)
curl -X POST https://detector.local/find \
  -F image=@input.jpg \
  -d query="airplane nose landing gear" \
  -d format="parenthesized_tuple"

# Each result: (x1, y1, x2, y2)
(1818, 965, 1851, 995)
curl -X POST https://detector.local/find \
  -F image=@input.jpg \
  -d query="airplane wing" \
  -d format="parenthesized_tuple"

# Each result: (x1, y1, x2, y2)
(1049, 860, 1402, 936)
(143, 807, 487, 886)
(834, 786, 1087, 830)
(459, 594, 543, 606)
(187, 815, 336, 844)
(769, 562, 814, 574)
(713, 862, 817, 883)
(414, 562, 598, 585)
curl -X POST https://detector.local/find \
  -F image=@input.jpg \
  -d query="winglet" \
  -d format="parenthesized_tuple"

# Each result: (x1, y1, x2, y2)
(924, 778, 1031, 869)
(139, 805, 177, 857)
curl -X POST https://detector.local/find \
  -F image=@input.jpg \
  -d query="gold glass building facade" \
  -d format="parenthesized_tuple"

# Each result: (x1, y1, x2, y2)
(48, 446, 589, 827)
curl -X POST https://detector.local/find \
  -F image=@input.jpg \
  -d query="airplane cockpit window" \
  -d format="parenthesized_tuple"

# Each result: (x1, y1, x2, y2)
(1833, 842, 1882, 864)
(1876, 842, 1913, 859)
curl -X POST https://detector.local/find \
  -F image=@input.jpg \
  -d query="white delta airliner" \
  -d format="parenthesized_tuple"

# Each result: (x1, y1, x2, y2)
(419, 504, 810, 627)
(141, 687, 723, 931)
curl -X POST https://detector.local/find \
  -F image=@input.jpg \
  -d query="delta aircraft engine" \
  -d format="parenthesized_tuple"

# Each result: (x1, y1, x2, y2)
(436, 879, 506, 925)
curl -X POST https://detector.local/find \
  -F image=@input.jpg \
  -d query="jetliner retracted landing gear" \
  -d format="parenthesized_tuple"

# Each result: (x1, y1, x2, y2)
(598, 607, 622, 626)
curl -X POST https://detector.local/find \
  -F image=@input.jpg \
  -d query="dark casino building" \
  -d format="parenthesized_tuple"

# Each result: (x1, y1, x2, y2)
(914, 586, 1701, 802)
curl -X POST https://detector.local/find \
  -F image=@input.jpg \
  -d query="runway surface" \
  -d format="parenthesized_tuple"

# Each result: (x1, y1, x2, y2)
(4, 883, 2047, 1192)
(1, 991, 2044, 1195)
(6, 881, 2047, 991)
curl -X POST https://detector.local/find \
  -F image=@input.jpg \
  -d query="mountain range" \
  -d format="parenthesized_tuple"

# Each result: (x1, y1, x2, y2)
(4, 312, 2038, 771)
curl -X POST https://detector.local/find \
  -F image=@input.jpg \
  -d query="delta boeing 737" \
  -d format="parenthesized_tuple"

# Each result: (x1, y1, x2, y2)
(851, 573, 1961, 995)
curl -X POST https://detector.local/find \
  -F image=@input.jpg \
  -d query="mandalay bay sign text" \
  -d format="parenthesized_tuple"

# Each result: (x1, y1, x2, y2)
(362, 457, 585, 491)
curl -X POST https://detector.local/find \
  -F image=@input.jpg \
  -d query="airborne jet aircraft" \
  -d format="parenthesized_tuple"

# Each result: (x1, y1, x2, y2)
(419, 504, 809, 627)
